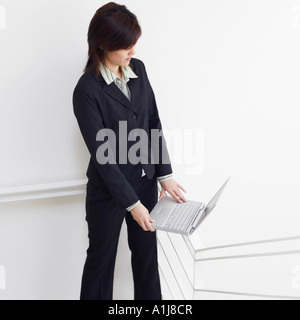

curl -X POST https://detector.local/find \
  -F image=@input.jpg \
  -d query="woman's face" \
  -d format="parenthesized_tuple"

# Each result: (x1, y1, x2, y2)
(105, 44, 137, 67)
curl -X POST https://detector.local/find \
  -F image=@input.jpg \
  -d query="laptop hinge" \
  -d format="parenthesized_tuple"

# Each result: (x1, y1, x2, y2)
(187, 226, 194, 235)
(191, 204, 206, 229)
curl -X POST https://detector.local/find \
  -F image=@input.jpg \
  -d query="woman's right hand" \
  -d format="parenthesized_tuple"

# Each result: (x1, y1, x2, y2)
(131, 203, 155, 232)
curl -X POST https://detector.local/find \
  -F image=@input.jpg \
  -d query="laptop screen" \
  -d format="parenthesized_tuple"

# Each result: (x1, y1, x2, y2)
(193, 178, 230, 230)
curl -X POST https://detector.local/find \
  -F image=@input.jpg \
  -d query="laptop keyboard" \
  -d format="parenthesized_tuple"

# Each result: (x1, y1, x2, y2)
(163, 200, 204, 232)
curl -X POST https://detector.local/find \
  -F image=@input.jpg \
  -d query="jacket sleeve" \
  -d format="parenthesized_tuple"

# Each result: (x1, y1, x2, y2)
(140, 61, 173, 177)
(73, 86, 140, 210)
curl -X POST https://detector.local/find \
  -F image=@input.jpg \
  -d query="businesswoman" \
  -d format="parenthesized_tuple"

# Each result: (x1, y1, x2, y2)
(73, 2, 187, 300)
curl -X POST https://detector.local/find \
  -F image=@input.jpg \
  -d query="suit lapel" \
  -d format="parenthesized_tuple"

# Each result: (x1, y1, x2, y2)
(99, 74, 140, 114)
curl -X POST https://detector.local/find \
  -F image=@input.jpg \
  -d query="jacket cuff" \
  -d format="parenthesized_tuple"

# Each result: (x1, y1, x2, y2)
(157, 174, 173, 182)
(126, 200, 141, 212)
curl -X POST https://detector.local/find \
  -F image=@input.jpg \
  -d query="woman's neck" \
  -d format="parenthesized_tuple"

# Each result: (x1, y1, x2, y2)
(104, 61, 123, 78)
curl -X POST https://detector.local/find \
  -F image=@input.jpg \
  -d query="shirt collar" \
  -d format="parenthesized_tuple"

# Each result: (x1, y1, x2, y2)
(100, 63, 138, 85)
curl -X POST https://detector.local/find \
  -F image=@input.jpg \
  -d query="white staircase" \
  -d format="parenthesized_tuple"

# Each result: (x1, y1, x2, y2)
(157, 231, 300, 300)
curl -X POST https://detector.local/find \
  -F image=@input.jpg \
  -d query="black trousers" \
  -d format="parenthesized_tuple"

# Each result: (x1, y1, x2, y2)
(80, 174, 162, 300)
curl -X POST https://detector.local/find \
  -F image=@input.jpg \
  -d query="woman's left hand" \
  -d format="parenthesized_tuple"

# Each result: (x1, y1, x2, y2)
(159, 178, 187, 203)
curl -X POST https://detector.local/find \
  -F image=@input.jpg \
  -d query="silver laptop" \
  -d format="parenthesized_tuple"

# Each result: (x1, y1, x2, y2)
(150, 178, 230, 236)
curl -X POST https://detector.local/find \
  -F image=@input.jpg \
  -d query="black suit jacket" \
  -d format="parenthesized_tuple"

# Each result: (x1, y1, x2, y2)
(73, 58, 173, 210)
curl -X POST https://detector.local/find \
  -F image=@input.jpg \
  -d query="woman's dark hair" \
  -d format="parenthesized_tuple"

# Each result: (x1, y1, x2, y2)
(84, 2, 142, 75)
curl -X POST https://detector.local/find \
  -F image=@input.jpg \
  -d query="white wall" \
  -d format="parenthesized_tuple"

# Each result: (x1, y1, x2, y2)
(0, 194, 87, 300)
(1, 0, 300, 300)
(138, 0, 300, 244)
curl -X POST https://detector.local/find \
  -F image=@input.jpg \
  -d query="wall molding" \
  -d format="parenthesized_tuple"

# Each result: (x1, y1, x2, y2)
(0, 179, 87, 203)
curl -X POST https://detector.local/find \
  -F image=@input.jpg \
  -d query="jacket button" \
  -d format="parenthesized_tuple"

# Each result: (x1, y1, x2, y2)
(132, 114, 137, 120)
